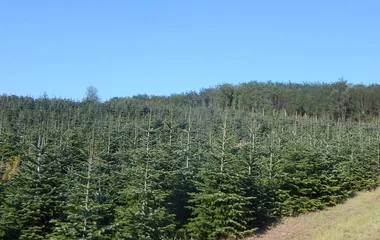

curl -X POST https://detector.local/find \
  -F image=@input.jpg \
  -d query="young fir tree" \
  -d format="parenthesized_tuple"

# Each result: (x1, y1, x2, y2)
(114, 105, 176, 240)
(48, 136, 114, 240)
(187, 109, 256, 239)
(0, 138, 66, 239)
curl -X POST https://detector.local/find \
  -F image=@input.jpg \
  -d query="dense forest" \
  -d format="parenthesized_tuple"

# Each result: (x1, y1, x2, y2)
(1, 80, 380, 239)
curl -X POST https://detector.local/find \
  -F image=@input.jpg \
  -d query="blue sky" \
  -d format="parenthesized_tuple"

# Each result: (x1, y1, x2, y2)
(1, 0, 379, 100)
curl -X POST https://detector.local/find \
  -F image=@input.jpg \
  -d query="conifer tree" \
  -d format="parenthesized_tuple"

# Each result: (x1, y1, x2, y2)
(0, 139, 66, 239)
(114, 105, 175, 239)
(48, 136, 114, 240)
(187, 109, 256, 239)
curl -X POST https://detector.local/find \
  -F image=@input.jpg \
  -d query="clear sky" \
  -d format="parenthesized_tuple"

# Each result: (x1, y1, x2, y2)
(1, 0, 379, 100)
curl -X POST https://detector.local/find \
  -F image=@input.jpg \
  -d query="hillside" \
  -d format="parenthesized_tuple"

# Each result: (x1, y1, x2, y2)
(246, 187, 380, 240)
(1, 83, 380, 239)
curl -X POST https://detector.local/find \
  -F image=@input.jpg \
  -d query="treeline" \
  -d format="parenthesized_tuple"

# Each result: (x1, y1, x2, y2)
(111, 79, 380, 121)
(0, 81, 380, 239)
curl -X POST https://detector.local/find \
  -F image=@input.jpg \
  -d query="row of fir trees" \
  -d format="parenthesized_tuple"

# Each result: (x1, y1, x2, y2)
(1, 81, 380, 239)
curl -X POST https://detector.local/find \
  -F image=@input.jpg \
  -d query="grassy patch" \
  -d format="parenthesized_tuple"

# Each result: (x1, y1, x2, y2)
(246, 187, 380, 240)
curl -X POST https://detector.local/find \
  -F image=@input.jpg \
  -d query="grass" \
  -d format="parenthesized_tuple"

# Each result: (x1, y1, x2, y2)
(245, 187, 380, 240)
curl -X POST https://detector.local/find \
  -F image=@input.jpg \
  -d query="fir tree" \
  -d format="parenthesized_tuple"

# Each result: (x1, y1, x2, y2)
(0, 141, 66, 239)
(187, 110, 257, 239)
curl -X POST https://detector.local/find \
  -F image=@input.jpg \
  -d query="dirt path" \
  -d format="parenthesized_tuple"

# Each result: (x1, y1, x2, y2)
(245, 187, 380, 240)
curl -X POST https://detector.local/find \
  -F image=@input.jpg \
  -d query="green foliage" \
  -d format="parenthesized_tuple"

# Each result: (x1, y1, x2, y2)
(1, 82, 380, 239)
(48, 140, 115, 240)
(114, 115, 176, 239)
(0, 144, 66, 239)
(187, 170, 257, 239)
(114, 154, 176, 239)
